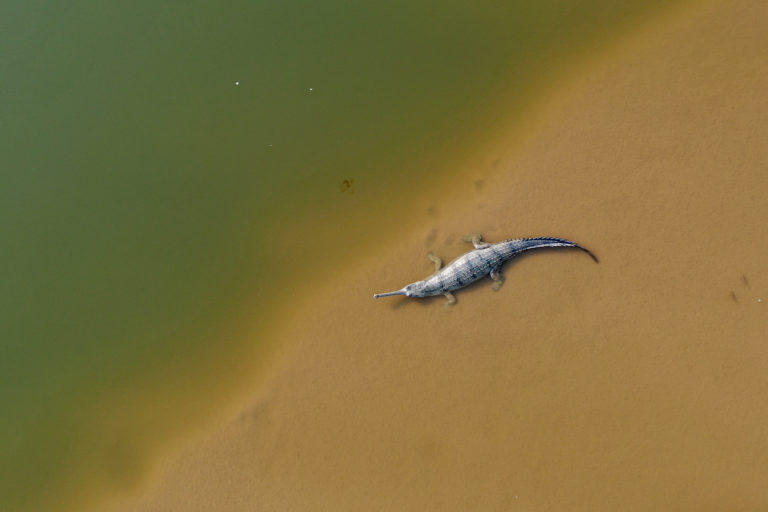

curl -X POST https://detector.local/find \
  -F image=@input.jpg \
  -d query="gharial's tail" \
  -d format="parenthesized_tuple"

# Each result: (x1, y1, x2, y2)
(373, 288, 406, 299)
(500, 237, 599, 263)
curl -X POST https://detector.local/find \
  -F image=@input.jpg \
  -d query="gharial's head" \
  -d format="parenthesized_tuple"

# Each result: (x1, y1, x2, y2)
(373, 280, 423, 299)
(403, 282, 425, 297)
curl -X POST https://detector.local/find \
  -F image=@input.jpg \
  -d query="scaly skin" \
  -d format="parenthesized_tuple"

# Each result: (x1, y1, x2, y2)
(373, 234, 598, 306)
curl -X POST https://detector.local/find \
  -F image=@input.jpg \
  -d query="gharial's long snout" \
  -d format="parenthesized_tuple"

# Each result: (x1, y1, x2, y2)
(373, 288, 406, 299)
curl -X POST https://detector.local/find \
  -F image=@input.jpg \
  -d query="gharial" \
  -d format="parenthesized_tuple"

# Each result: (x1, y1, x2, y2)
(373, 234, 598, 307)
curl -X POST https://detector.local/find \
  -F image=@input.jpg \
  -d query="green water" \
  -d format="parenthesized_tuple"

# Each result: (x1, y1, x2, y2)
(1, 1, 682, 509)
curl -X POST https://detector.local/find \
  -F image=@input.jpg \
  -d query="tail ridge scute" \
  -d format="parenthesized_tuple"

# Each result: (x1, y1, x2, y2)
(502, 237, 599, 263)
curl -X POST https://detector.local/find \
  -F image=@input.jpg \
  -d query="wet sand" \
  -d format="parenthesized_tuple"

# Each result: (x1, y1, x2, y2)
(114, 0, 768, 510)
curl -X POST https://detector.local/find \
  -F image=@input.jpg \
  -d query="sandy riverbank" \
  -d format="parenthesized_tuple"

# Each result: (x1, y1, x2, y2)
(113, 0, 768, 510)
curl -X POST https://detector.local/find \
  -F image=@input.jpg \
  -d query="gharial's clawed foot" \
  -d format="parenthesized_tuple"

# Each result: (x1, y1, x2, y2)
(462, 233, 490, 250)
(443, 292, 457, 310)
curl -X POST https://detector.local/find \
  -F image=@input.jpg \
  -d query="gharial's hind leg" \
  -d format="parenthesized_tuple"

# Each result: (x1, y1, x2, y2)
(427, 252, 443, 272)
(443, 292, 457, 309)
(462, 233, 491, 250)
(490, 266, 504, 291)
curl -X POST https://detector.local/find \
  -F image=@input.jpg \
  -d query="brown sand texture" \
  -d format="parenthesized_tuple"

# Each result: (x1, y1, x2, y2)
(116, 0, 768, 510)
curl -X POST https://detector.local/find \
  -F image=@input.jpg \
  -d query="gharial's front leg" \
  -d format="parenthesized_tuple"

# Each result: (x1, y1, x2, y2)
(490, 266, 504, 291)
(443, 292, 457, 309)
(462, 233, 491, 250)
(427, 252, 443, 272)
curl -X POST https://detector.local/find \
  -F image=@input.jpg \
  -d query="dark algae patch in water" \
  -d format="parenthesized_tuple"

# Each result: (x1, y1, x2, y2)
(0, 0, 687, 509)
